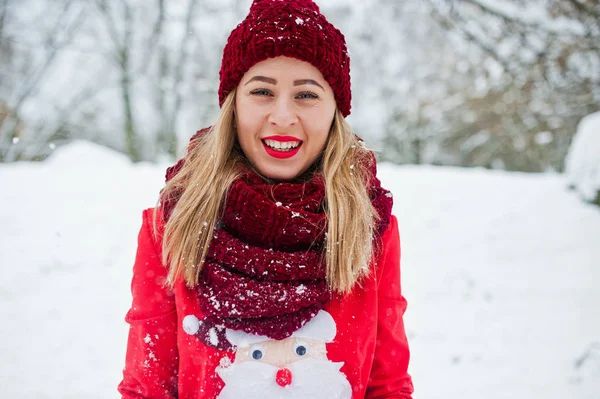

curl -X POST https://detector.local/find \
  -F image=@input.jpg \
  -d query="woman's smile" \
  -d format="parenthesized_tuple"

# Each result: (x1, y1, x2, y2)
(262, 136, 304, 159)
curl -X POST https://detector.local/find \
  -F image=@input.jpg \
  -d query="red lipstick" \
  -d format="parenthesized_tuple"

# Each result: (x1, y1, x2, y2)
(262, 136, 303, 159)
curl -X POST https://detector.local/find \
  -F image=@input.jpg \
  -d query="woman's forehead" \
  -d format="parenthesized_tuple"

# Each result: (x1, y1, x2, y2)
(241, 56, 326, 84)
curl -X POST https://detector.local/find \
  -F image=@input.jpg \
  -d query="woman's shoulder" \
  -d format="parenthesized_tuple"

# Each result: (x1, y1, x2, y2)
(127, 207, 175, 318)
(141, 206, 164, 222)
(381, 214, 399, 242)
(138, 207, 166, 250)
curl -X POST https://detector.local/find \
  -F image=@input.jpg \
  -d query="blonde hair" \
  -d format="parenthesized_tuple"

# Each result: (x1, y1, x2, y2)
(157, 90, 379, 294)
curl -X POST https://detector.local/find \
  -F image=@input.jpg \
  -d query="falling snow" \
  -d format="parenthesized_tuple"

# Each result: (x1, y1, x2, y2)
(2, 142, 600, 398)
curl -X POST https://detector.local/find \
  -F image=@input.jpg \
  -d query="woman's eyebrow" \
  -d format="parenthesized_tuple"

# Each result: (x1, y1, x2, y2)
(294, 79, 324, 91)
(245, 76, 277, 85)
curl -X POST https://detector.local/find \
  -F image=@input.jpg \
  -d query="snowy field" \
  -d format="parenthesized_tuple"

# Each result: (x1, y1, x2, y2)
(1, 141, 599, 399)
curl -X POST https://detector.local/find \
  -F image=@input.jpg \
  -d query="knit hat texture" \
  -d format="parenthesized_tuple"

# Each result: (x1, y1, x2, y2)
(218, 0, 352, 117)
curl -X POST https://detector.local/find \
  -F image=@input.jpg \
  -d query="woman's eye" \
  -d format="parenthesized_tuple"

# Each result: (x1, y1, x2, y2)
(294, 341, 309, 356)
(250, 89, 272, 96)
(250, 344, 265, 360)
(296, 91, 318, 100)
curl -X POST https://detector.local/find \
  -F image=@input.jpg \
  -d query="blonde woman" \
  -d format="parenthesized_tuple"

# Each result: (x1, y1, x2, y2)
(118, 0, 414, 398)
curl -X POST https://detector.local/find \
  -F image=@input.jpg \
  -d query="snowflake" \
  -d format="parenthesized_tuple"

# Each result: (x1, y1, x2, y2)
(143, 334, 154, 346)
(296, 285, 306, 294)
(295, 17, 304, 25)
(220, 356, 232, 368)
(209, 296, 221, 310)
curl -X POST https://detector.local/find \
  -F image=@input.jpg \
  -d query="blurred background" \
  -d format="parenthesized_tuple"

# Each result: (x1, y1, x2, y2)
(1, 0, 599, 398)
(1, 0, 598, 183)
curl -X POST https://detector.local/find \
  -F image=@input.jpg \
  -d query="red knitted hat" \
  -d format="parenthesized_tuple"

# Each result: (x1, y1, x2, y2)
(218, 0, 352, 117)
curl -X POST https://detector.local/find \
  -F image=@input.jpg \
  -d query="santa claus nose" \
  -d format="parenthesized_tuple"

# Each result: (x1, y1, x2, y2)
(275, 368, 293, 387)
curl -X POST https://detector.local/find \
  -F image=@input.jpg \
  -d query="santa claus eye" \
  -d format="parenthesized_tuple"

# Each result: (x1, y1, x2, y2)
(294, 341, 309, 356)
(249, 344, 265, 360)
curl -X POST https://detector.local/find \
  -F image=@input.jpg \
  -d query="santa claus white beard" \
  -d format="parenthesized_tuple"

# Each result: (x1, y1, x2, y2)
(217, 359, 352, 399)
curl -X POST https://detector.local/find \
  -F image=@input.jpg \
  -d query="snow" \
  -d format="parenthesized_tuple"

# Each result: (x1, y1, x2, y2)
(1, 142, 600, 398)
(565, 111, 600, 204)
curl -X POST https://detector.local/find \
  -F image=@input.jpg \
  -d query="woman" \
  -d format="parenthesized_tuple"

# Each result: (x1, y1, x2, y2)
(118, 0, 414, 398)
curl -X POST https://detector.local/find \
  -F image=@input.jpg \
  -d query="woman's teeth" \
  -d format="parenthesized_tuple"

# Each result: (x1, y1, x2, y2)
(263, 139, 301, 151)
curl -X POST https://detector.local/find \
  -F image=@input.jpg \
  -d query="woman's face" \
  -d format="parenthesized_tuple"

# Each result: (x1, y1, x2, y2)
(235, 56, 337, 181)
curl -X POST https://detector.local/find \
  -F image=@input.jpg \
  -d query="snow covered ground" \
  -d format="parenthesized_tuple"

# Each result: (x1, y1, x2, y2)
(1, 141, 599, 399)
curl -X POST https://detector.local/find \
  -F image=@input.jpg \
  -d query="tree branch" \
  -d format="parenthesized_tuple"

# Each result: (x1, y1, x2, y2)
(139, 0, 164, 75)
(459, 0, 582, 36)
(13, 1, 85, 111)
(429, 5, 515, 75)
(0, 0, 8, 39)
(170, 0, 199, 127)
(94, 0, 124, 63)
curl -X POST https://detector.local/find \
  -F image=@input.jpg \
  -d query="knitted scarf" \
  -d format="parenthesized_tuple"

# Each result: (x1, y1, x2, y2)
(161, 133, 393, 349)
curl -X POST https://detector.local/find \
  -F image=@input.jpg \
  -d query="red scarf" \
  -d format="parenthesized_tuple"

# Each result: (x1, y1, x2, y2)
(161, 131, 392, 348)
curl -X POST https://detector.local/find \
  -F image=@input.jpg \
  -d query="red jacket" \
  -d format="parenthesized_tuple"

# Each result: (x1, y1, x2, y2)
(118, 208, 413, 398)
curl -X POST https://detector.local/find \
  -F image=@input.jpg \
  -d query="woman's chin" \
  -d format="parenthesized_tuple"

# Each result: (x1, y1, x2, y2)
(253, 162, 308, 182)
(258, 168, 302, 182)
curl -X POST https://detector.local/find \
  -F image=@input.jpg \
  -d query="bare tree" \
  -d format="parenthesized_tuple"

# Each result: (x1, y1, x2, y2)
(154, 0, 199, 158)
(0, 0, 88, 162)
(94, 0, 140, 161)
(411, 0, 600, 171)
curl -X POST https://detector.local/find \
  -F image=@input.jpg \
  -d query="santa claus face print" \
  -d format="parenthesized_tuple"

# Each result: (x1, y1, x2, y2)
(216, 310, 352, 399)
(234, 56, 337, 181)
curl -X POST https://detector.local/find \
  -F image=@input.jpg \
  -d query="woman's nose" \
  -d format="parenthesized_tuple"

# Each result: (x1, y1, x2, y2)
(268, 97, 298, 128)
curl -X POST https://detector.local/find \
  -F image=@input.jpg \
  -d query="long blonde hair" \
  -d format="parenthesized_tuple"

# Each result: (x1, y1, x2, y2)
(156, 90, 379, 294)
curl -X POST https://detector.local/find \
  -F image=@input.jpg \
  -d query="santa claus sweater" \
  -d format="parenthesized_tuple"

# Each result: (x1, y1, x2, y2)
(118, 208, 414, 398)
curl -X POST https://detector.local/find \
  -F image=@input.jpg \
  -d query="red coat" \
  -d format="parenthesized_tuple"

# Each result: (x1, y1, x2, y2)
(118, 208, 413, 398)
